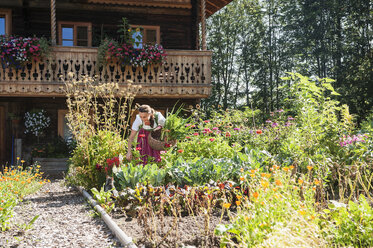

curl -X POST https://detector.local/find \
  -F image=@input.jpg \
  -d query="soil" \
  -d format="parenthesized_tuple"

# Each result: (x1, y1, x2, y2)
(111, 210, 229, 248)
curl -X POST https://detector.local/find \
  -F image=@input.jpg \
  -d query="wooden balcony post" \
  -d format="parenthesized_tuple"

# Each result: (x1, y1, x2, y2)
(50, 0, 57, 45)
(201, 0, 207, 50)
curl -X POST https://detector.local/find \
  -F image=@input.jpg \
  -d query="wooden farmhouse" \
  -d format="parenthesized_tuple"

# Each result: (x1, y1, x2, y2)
(0, 0, 231, 165)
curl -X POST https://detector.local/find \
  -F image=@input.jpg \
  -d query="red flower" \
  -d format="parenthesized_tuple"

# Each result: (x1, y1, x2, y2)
(256, 130, 262, 134)
(139, 134, 146, 138)
(95, 164, 102, 171)
(204, 120, 210, 123)
(193, 132, 199, 136)
(177, 149, 184, 153)
(136, 147, 142, 151)
(225, 132, 231, 137)
(165, 143, 171, 147)
(209, 138, 215, 142)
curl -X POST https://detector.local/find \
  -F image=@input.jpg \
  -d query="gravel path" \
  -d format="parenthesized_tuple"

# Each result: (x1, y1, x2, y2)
(0, 180, 123, 248)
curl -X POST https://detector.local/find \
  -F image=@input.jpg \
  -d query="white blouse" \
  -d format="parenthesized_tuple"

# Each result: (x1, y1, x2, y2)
(131, 112, 166, 131)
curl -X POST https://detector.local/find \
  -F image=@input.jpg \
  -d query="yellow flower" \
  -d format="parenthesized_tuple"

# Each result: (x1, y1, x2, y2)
(289, 165, 295, 170)
(250, 174, 255, 178)
(298, 179, 304, 185)
(314, 179, 321, 185)
(261, 180, 269, 188)
(223, 203, 231, 209)
(236, 201, 241, 206)
(307, 165, 313, 171)
(236, 195, 242, 200)
(298, 210, 306, 216)
(240, 168, 244, 172)
(21, 160, 25, 163)
(273, 187, 278, 192)
(244, 216, 250, 221)
(17, 157, 20, 160)
(282, 167, 289, 172)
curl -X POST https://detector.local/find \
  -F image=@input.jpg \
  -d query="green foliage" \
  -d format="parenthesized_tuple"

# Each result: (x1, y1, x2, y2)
(0, 166, 45, 231)
(114, 163, 166, 189)
(204, 0, 372, 122)
(67, 130, 127, 189)
(320, 196, 373, 247)
(162, 105, 192, 141)
(91, 186, 115, 213)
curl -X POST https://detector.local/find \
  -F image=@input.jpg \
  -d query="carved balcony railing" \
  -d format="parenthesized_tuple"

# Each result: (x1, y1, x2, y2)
(0, 47, 212, 98)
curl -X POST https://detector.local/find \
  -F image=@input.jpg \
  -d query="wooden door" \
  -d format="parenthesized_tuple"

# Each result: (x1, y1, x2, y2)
(0, 106, 5, 165)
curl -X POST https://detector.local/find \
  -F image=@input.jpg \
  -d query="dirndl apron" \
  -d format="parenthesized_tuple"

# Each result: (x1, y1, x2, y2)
(136, 128, 161, 164)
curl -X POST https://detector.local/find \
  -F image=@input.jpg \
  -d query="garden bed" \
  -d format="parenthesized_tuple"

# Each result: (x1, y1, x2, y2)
(111, 210, 228, 247)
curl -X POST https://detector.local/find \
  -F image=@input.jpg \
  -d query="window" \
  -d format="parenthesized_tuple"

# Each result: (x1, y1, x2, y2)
(58, 110, 72, 140)
(58, 22, 92, 47)
(0, 9, 11, 36)
(130, 25, 160, 47)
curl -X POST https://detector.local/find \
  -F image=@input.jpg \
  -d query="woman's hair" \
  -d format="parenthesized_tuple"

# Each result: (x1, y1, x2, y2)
(138, 104, 155, 127)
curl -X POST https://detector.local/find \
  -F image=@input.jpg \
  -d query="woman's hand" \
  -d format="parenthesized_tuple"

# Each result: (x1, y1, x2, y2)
(126, 151, 133, 161)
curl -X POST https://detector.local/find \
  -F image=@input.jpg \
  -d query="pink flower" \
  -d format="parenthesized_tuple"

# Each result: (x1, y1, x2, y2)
(209, 138, 215, 142)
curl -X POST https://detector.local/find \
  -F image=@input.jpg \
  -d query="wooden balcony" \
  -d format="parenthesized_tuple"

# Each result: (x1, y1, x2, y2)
(0, 47, 212, 98)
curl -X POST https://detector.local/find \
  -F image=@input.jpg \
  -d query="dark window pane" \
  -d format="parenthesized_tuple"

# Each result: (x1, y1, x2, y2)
(62, 40, 74, 46)
(62, 27, 73, 40)
(0, 17, 5, 35)
(77, 26, 88, 40)
(146, 29, 157, 44)
(77, 40, 88, 46)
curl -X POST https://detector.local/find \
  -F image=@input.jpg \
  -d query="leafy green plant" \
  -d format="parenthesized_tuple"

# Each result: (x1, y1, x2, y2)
(91, 186, 115, 213)
(161, 105, 192, 141)
(320, 195, 373, 247)
(114, 163, 166, 189)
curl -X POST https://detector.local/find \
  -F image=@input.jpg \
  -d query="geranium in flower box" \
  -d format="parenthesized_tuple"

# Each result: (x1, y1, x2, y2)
(0, 35, 50, 69)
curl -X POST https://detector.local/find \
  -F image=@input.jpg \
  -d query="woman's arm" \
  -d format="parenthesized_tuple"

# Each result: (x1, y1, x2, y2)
(126, 129, 138, 161)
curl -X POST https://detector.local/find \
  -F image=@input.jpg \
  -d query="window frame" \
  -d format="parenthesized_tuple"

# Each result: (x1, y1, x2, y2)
(58, 21, 92, 47)
(130, 25, 160, 45)
(0, 9, 12, 36)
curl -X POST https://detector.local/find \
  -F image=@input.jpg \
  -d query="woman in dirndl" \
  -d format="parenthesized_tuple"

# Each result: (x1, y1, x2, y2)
(126, 105, 166, 164)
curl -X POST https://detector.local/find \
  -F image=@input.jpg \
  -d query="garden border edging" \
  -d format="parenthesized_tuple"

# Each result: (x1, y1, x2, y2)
(77, 186, 137, 248)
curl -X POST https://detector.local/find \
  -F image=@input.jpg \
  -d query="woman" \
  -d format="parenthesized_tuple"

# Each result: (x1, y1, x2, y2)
(126, 105, 166, 164)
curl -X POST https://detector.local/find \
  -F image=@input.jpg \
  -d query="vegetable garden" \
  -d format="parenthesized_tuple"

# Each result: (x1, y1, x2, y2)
(62, 73, 373, 247)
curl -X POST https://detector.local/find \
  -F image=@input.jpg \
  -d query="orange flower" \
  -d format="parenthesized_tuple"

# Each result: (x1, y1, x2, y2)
(307, 165, 313, 171)
(236, 195, 242, 200)
(282, 167, 289, 172)
(314, 179, 321, 185)
(273, 187, 278, 192)
(249, 174, 255, 178)
(0, 207, 3, 211)
(275, 180, 282, 186)
(253, 192, 259, 199)
(177, 149, 184, 153)
(223, 203, 231, 209)
(289, 165, 295, 170)
(298, 179, 304, 185)
(236, 201, 241, 206)
(256, 130, 262, 134)
(240, 168, 244, 172)
(240, 176, 245, 181)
